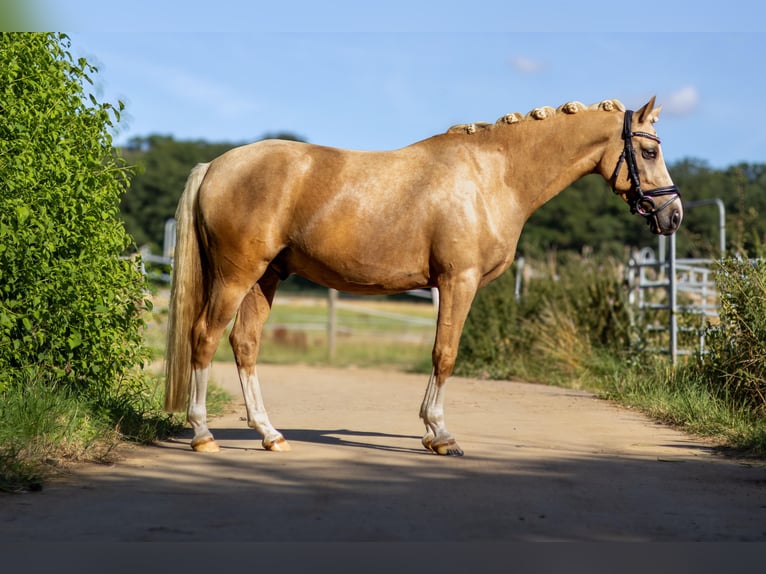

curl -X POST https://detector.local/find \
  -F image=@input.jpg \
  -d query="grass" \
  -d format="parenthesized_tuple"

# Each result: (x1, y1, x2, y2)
(0, 368, 232, 493)
(0, 373, 118, 492)
(7, 275, 762, 494)
(454, 256, 766, 459)
(586, 353, 766, 457)
(146, 290, 437, 373)
(146, 286, 766, 458)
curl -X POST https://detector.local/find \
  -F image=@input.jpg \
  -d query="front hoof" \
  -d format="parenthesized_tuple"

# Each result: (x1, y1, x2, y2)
(432, 440, 464, 456)
(191, 436, 220, 453)
(422, 433, 435, 452)
(263, 436, 291, 452)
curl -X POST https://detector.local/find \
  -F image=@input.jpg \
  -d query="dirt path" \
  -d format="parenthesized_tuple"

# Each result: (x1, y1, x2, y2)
(2, 363, 765, 542)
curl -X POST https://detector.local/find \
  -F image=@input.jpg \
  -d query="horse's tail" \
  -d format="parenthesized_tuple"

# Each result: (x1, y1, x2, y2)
(164, 162, 210, 412)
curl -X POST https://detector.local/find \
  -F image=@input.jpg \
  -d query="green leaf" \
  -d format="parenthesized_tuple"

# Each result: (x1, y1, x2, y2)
(67, 330, 82, 350)
(15, 205, 30, 225)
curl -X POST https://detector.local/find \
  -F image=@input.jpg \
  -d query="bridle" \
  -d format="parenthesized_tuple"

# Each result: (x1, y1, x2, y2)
(610, 110, 681, 220)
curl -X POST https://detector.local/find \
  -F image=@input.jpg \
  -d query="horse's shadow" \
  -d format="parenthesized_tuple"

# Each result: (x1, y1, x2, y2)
(168, 427, 426, 455)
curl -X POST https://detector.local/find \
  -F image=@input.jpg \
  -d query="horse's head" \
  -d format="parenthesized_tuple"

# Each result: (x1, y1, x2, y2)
(603, 96, 683, 235)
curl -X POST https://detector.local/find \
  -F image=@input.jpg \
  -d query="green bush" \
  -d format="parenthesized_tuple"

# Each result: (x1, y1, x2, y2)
(0, 33, 147, 395)
(457, 269, 524, 380)
(702, 258, 766, 413)
(0, 34, 183, 490)
(456, 257, 633, 383)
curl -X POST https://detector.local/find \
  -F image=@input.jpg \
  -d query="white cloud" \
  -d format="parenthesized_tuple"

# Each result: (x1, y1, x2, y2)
(663, 85, 700, 117)
(509, 56, 546, 74)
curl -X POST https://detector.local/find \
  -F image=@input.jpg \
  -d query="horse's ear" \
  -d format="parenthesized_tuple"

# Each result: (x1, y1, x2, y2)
(637, 95, 661, 124)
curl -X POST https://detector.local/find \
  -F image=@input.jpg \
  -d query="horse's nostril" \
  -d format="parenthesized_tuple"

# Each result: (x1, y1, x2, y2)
(671, 210, 681, 228)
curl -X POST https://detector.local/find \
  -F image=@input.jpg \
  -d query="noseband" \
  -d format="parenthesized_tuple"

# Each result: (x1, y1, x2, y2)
(610, 110, 681, 219)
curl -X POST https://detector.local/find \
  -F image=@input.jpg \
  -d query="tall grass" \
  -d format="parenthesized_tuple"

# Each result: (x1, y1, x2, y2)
(458, 256, 634, 385)
(0, 367, 185, 492)
(593, 357, 766, 455)
(458, 255, 766, 457)
(0, 373, 116, 492)
(701, 258, 766, 413)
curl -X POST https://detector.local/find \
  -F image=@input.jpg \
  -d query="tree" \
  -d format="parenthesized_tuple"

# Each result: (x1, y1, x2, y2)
(519, 174, 641, 259)
(120, 136, 237, 249)
(0, 33, 147, 395)
(520, 159, 766, 261)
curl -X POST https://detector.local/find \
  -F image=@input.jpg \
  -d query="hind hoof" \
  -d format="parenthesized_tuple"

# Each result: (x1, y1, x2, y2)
(432, 440, 464, 456)
(191, 436, 220, 453)
(264, 436, 291, 452)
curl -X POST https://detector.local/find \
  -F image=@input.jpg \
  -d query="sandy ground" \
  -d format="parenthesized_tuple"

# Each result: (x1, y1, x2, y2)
(2, 362, 765, 542)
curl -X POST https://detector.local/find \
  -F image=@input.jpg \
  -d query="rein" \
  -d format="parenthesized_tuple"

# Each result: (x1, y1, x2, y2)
(610, 110, 680, 219)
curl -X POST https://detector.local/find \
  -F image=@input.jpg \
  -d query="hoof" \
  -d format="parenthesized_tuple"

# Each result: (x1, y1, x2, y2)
(432, 440, 464, 456)
(422, 433, 435, 452)
(191, 436, 220, 453)
(263, 436, 291, 452)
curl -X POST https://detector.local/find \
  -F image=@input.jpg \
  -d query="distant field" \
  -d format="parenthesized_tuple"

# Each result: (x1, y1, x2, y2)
(145, 290, 437, 372)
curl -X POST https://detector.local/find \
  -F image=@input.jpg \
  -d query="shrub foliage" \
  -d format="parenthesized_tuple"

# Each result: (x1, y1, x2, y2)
(702, 258, 766, 412)
(457, 257, 633, 383)
(0, 33, 147, 397)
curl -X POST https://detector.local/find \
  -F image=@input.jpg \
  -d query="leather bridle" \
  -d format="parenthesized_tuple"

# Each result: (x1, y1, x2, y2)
(611, 110, 681, 220)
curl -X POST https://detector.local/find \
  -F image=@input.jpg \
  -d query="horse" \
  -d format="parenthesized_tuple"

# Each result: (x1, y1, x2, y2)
(164, 96, 682, 455)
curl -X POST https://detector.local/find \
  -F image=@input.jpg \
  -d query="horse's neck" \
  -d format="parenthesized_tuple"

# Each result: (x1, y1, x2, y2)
(490, 112, 616, 216)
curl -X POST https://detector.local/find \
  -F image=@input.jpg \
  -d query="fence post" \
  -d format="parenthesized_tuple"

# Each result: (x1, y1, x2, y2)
(669, 232, 678, 364)
(684, 199, 726, 258)
(163, 218, 176, 259)
(327, 288, 338, 361)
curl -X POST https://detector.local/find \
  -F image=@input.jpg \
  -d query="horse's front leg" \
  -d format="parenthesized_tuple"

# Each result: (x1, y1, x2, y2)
(420, 368, 455, 454)
(420, 272, 479, 456)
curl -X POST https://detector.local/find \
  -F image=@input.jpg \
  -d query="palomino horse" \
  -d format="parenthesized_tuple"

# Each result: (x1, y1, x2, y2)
(165, 96, 682, 455)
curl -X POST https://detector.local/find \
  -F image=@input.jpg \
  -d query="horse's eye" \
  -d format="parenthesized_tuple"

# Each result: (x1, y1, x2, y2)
(642, 148, 658, 160)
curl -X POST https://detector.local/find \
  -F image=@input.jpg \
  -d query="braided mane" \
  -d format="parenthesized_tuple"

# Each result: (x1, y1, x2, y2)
(446, 99, 626, 135)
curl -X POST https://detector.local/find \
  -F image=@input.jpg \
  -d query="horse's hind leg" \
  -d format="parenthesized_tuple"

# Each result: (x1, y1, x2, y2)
(188, 280, 253, 452)
(229, 268, 290, 451)
(419, 271, 480, 456)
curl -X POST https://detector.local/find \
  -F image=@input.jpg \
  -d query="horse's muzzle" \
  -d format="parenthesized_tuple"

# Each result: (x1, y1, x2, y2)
(647, 198, 683, 236)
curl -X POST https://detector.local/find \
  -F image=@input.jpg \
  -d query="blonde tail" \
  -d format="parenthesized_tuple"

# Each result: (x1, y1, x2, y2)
(164, 162, 210, 412)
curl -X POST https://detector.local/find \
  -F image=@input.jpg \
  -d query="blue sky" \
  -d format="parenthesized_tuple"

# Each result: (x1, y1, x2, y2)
(30, 1, 766, 168)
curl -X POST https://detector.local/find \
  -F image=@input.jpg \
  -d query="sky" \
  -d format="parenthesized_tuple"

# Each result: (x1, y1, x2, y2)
(12, 1, 766, 168)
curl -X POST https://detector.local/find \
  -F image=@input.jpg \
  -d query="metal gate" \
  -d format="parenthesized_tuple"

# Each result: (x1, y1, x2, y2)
(626, 199, 726, 364)
(626, 245, 719, 362)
